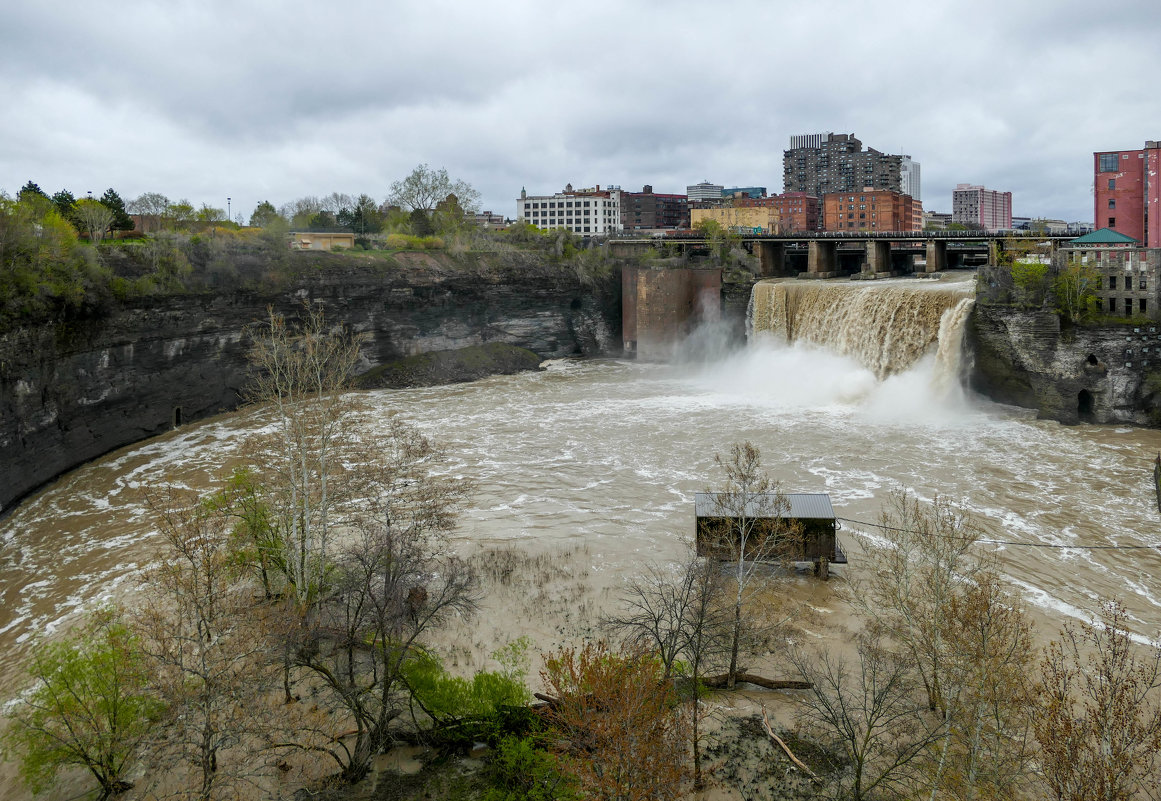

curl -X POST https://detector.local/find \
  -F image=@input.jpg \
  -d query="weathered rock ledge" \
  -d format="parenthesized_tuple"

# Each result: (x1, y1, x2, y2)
(968, 305, 1161, 426)
(0, 252, 621, 512)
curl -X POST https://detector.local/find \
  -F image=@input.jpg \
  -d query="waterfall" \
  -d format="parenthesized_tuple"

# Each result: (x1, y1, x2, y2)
(749, 280, 975, 382)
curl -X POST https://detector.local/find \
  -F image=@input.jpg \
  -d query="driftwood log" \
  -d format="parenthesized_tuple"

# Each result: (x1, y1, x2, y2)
(699, 673, 812, 691)
(761, 706, 821, 784)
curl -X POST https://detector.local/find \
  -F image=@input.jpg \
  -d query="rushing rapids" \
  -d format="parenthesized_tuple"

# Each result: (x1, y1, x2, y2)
(749, 278, 975, 381)
(3, 273, 1161, 800)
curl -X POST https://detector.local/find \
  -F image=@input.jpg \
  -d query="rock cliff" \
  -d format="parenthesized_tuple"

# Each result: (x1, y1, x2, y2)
(968, 305, 1161, 425)
(0, 251, 621, 512)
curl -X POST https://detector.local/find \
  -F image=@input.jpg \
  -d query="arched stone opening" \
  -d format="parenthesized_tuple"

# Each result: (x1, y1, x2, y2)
(1077, 390, 1095, 423)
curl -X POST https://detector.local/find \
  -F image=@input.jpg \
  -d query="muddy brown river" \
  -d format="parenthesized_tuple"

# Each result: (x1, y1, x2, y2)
(3, 277, 1161, 798)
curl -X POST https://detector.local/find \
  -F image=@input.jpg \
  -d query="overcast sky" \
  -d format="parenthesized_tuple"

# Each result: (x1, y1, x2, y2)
(2, 0, 1158, 225)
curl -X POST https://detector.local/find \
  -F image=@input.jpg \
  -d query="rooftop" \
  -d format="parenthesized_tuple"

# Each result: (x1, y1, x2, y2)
(694, 492, 835, 520)
(1069, 227, 1139, 245)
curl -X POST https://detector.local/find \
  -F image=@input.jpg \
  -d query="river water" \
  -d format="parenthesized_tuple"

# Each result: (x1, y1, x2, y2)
(3, 275, 1161, 795)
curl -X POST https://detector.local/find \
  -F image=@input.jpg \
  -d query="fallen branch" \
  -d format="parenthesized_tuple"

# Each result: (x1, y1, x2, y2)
(699, 673, 812, 691)
(761, 706, 821, 784)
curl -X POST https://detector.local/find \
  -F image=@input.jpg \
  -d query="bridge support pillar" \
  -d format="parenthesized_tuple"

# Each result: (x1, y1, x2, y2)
(988, 240, 1002, 266)
(757, 241, 787, 276)
(925, 240, 948, 273)
(865, 240, 892, 277)
(806, 240, 838, 277)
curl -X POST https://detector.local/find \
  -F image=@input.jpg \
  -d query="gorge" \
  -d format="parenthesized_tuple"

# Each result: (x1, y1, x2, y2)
(4, 264, 1161, 799)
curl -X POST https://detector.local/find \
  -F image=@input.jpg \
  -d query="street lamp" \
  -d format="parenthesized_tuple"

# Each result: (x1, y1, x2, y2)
(227, 197, 231, 222)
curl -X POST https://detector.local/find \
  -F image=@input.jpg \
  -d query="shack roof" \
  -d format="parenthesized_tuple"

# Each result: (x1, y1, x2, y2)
(694, 492, 835, 520)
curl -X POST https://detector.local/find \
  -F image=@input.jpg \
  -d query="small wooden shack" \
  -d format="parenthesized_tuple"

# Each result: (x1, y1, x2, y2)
(694, 492, 846, 579)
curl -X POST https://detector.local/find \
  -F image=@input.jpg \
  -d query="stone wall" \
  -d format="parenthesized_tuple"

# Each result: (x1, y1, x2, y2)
(0, 253, 621, 512)
(968, 306, 1161, 425)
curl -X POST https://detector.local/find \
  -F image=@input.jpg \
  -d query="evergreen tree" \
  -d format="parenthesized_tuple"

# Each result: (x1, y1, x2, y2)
(99, 188, 135, 233)
(18, 180, 48, 201)
(50, 189, 79, 227)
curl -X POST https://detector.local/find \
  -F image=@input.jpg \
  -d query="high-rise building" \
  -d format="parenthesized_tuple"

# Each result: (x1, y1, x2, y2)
(516, 184, 622, 234)
(1094, 141, 1161, 246)
(899, 157, 921, 202)
(783, 133, 920, 200)
(952, 184, 1013, 231)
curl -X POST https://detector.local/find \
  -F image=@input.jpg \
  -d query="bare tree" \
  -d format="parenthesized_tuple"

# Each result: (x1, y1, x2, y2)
(604, 552, 732, 790)
(856, 489, 988, 715)
(244, 302, 366, 609)
(388, 163, 481, 214)
(922, 571, 1038, 800)
(704, 441, 802, 689)
(289, 512, 478, 783)
(1036, 599, 1161, 801)
(136, 489, 279, 801)
(793, 632, 945, 801)
(74, 198, 115, 244)
(128, 191, 170, 232)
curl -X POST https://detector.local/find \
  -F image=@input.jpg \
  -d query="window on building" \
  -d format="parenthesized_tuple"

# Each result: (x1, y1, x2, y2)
(1109, 199, 1116, 209)
(1099, 153, 1120, 172)
(1110, 276, 1117, 290)
(1109, 217, 1116, 227)
(1142, 299, 1149, 313)
(1108, 179, 1116, 190)
(1126, 298, 1134, 314)
(1142, 278, 1148, 290)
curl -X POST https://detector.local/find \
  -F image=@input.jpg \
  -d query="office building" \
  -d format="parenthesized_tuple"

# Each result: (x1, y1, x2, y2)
(516, 184, 622, 235)
(686, 181, 724, 202)
(621, 185, 688, 231)
(952, 184, 1013, 231)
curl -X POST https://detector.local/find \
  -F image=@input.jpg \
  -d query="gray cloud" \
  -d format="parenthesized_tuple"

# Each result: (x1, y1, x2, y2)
(3, 0, 1159, 223)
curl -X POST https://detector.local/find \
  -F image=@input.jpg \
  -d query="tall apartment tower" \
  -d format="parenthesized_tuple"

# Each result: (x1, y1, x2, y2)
(1094, 141, 1161, 246)
(952, 184, 1012, 231)
(783, 133, 920, 200)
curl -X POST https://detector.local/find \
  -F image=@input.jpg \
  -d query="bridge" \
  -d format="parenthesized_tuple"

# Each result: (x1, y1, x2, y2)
(608, 230, 1076, 278)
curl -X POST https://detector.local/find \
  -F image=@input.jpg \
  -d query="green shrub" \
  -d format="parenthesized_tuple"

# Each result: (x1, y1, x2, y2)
(483, 736, 577, 801)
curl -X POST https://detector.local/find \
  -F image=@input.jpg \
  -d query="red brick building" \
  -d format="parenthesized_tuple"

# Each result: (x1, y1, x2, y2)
(766, 192, 820, 232)
(1094, 141, 1161, 246)
(821, 189, 921, 232)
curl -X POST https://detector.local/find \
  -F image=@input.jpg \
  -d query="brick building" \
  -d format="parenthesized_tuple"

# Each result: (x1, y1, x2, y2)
(1061, 228, 1160, 320)
(821, 189, 921, 232)
(952, 184, 1012, 231)
(620, 185, 689, 231)
(766, 192, 820, 232)
(1094, 141, 1161, 246)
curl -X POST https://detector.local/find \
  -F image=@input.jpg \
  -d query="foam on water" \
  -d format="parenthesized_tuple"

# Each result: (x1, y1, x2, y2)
(4, 282, 1161, 699)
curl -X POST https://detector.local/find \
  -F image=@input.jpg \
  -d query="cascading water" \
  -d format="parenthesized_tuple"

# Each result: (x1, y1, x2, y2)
(748, 279, 975, 388)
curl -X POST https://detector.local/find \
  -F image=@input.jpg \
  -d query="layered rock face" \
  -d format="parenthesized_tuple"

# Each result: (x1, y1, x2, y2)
(0, 254, 621, 511)
(968, 306, 1161, 425)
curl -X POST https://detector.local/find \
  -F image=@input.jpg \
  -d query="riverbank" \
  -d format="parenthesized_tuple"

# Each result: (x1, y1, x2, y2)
(0, 249, 622, 512)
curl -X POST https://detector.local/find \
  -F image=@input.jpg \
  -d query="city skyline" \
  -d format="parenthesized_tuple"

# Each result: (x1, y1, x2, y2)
(2, 0, 1159, 226)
